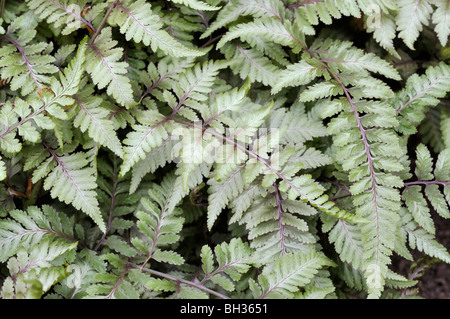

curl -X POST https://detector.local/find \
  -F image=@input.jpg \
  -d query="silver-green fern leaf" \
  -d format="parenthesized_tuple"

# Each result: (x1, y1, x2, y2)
(25, 142, 105, 232)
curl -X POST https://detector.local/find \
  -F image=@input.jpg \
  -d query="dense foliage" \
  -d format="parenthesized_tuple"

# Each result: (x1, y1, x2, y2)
(0, 0, 449, 299)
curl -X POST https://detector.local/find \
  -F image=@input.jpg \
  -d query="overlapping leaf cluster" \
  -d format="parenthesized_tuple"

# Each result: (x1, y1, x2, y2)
(0, 0, 449, 299)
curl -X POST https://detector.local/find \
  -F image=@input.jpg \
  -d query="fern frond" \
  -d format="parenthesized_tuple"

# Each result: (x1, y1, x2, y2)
(269, 107, 329, 144)
(176, 77, 253, 192)
(120, 60, 227, 178)
(217, 18, 301, 52)
(366, 12, 399, 58)
(0, 156, 5, 181)
(289, 0, 398, 36)
(0, 12, 58, 95)
(1, 0, 449, 301)
(94, 155, 139, 251)
(168, 0, 221, 11)
(394, 62, 450, 135)
(199, 238, 254, 292)
(120, 110, 170, 179)
(290, 0, 357, 30)
(0, 99, 43, 152)
(132, 173, 185, 268)
(271, 59, 323, 94)
(280, 173, 358, 222)
(200, 77, 251, 129)
(0, 238, 77, 299)
(201, 0, 285, 39)
(313, 39, 401, 80)
(403, 185, 435, 234)
(419, 105, 446, 153)
(237, 190, 317, 263)
(129, 139, 177, 194)
(248, 251, 335, 299)
(299, 38, 405, 298)
(244, 36, 290, 66)
(399, 208, 450, 263)
(432, 0, 450, 46)
(221, 44, 281, 87)
(27, 143, 105, 232)
(139, 57, 196, 103)
(207, 166, 245, 230)
(72, 85, 123, 158)
(0, 205, 77, 262)
(86, 27, 134, 108)
(38, 36, 88, 122)
(286, 146, 332, 169)
(329, 219, 364, 270)
(0, 38, 86, 152)
(51, 250, 107, 299)
(83, 253, 141, 299)
(194, 95, 355, 229)
(403, 146, 450, 225)
(110, 0, 205, 58)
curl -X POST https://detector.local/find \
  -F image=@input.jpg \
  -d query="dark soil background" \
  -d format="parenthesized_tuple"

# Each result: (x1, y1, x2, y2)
(392, 214, 450, 299)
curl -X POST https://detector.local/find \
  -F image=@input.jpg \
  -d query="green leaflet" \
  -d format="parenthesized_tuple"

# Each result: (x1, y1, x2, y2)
(366, 12, 399, 58)
(120, 110, 169, 178)
(399, 207, 450, 264)
(403, 185, 434, 234)
(237, 194, 317, 263)
(382, 0, 449, 49)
